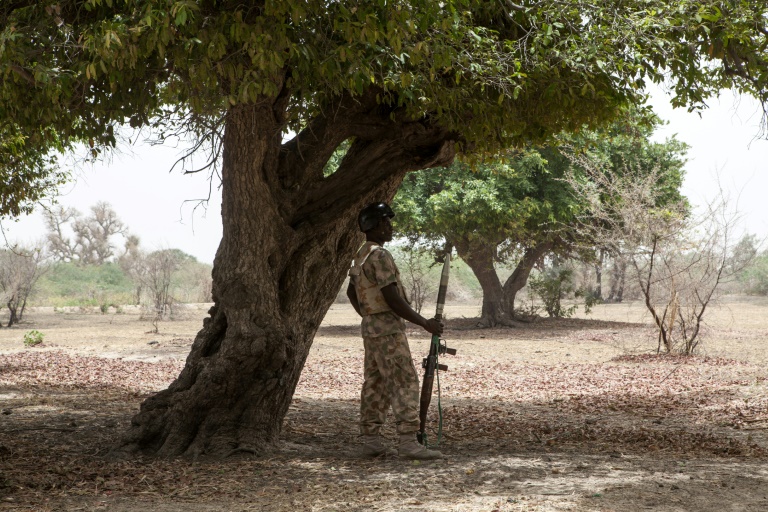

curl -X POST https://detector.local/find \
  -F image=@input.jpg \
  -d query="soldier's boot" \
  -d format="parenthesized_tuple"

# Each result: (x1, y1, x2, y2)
(398, 434, 444, 460)
(358, 435, 396, 458)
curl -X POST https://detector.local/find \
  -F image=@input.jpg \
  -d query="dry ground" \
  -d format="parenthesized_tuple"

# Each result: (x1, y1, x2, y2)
(1, 298, 768, 511)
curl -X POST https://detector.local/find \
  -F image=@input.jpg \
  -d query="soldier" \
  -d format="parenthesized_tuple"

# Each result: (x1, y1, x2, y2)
(346, 202, 444, 460)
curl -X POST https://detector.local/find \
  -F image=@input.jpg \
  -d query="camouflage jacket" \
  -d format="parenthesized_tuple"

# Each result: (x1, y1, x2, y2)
(349, 241, 407, 337)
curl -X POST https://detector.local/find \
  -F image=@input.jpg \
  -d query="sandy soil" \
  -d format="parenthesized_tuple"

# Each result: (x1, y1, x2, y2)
(1, 298, 768, 511)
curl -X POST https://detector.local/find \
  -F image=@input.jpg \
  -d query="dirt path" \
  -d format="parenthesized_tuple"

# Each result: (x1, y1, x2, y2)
(2, 299, 768, 511)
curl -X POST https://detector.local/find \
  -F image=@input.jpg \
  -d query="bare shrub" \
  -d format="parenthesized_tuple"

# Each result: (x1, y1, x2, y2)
(398, 246, 435, 314)
(567, 161, 753, 355)
(0, 246, 48, 326)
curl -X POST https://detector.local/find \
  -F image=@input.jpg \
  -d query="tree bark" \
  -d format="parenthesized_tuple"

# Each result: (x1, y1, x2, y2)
(595, 249, 604, 300)
(502, 241, 553, 316)
(7, 298, 18, 327)
(608, 253, 627, 303)
(120, 93, 457, 457)
(453, 239, 513, 327)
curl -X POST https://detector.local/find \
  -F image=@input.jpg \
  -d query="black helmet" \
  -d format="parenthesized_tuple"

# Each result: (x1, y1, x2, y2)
(358, 202, 395, 232)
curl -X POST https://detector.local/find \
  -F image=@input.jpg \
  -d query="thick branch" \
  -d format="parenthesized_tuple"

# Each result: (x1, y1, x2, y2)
(279, 89, 383, 191)
(502, 240, 554, 308)
(289, 121, 457, 230)
(8, 64, 36, 86)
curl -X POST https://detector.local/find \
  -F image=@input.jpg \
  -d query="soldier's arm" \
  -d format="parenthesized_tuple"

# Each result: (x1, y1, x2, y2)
(346, 281, 362, 316)
(381, 284, 443, 335)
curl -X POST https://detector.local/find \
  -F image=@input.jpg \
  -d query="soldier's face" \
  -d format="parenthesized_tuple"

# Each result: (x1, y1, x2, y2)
(377, 216, 393, 242)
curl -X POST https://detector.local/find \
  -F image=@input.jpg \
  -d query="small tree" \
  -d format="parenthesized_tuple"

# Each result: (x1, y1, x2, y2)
(118, 234, 146, 305)
(142, 249, 187, 320)
(529, 265, 578, 318)
(0, 246, 47, 327)
(395, 245, 436, 315)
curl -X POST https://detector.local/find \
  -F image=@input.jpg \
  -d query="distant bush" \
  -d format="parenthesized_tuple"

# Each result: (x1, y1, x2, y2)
(33, 262, 134, 307)
(738, 254, 768, 296)
(529, 267, 578, 318)
(172, 258, 213, 303)
(30, 259, 212, 308)
(23, 330, 44, 347)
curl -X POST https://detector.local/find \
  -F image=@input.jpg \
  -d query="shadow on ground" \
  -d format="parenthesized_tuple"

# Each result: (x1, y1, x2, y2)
(2, 385, 768, 511)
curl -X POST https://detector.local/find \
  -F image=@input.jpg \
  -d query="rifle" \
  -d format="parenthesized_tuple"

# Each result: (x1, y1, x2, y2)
(417, 252, 457, 446)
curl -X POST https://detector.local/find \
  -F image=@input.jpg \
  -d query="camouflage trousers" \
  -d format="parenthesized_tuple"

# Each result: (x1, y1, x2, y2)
(360, 332, 420, 436)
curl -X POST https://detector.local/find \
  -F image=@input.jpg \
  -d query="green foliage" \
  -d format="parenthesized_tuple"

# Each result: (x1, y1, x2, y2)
(527, 262, 601, 318)
(394, 107, 687, 256)
(23, 330, 44, 347)
(561, 108, 689, 213)
(0, 125, 68, 217)
(529, 267, 578, 318)
(739, 252, 768, 296)
(34, 262, 138, 307)
(392, 107, 688, 323)
(1, 0, 765, 211)
(31, 257, 213, 307)
(393, 150, 576, 250)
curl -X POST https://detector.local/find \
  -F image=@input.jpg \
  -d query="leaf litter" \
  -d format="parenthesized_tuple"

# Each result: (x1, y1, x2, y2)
(1, 307, 768, 511)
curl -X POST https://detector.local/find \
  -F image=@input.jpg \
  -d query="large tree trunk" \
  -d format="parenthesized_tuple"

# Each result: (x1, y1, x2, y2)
(501, 241, 553, 316)
(120, 92, 457, 457)
(453, 239, 513, 327)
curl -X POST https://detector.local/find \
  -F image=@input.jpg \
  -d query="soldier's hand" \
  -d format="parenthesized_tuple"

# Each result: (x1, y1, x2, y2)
(423, 318, 443, 335)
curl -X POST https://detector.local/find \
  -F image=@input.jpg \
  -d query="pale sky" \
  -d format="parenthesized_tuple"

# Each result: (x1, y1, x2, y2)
(3, 87, 767, 264)
(649, 87, 768, 240)
(2, 143, 225, 264)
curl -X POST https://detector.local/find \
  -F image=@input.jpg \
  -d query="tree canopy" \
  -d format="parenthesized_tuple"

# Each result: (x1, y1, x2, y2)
(2, 1, 766, 167)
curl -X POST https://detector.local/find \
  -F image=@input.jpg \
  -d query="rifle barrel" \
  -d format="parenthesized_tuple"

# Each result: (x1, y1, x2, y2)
(417, 253, 453, 445)
(434, 253, 451, 319)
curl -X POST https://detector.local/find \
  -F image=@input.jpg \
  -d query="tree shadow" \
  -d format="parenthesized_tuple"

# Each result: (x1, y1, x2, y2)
(2, 384, 767, 511)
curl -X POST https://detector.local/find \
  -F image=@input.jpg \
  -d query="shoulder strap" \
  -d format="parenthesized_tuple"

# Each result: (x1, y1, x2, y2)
(348, 243, 381, 277)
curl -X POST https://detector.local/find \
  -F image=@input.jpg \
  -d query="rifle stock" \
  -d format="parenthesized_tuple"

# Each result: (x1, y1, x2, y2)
(417, 253, 456, 446)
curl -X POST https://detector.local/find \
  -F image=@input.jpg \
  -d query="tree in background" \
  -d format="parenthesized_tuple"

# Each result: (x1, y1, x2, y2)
(0, 246, 48, 326)
(118, 234, 145, 304)
(44, 202, 129, 265)
(393, 150, 577, 326)
(143, 249, 199, 318)
(736, 236, 768, 295)
(394, 109, 688, 325)
(2, 1, 766, 456)
(119, 243, 211, 312)
(559, 111, 689, 303)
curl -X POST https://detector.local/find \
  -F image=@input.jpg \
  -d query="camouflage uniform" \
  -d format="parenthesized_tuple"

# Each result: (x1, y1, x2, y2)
(349, 241, 420, 436)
